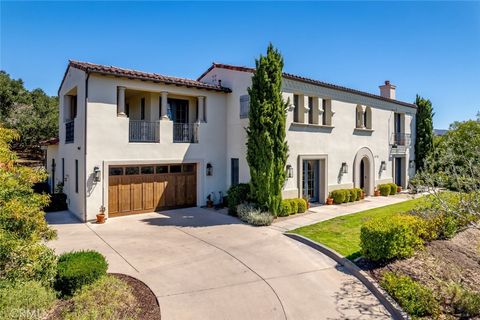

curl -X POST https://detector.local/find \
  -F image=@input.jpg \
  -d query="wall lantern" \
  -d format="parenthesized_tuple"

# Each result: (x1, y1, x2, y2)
(93, 166, 101, 182)
(286, 164, 294, 178)
(380, 161, 387, 171)
(409, 160, 415, 169)
(206, 163, 213, 176)
(341, 162, 348, 174)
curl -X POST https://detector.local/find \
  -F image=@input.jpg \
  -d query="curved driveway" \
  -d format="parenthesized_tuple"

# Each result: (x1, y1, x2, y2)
(47, 208, 390, 320)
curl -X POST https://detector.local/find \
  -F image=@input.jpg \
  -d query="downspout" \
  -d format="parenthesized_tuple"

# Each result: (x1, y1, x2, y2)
(83, 72, 90, 222)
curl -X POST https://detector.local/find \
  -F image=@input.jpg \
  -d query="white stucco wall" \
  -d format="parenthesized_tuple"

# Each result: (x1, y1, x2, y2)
(200, 67, 416, 201)
(56, 67, 87, 220)
(84, 74, 229, 221)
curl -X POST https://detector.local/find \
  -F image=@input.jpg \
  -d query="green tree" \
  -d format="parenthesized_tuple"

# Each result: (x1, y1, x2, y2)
(0, 71, 59, 153)
(415, 95, 434, 171)
(246, 44, 289, 215)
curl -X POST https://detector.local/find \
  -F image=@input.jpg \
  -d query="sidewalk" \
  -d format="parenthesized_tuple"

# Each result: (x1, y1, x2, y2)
(270, 193, 417, 232)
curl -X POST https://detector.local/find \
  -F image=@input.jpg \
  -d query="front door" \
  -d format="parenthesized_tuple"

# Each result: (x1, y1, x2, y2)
(360, 158, 366, 190)
(303, 160, 319, 202)
(395, 157, 403, 187)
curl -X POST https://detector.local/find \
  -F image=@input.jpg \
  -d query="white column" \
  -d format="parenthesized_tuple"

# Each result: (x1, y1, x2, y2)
(197, 96, 205, 122)
(117, 86, 126, 117)
(161, 91, 169, 120)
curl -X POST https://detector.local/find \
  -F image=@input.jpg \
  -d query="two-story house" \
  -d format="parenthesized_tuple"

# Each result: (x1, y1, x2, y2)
(45, 60, 416, 222)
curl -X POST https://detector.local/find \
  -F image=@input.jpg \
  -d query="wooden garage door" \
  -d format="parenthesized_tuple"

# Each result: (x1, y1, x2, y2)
(108, 163, 196, 217)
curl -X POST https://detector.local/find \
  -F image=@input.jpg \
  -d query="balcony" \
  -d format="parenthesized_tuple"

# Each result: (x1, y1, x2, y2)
(390, 132, 411, 154)
(129, 120, 160, 143)
(173, 123, 199, 143)
(65, 120, 74, 143)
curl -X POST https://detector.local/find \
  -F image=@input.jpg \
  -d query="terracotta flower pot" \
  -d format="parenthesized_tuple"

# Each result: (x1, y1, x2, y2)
(207, 200, 213, 208)
(361, 191, 365, 199)
(397, 186, 402, 193)
(96, 213, 106, 224)
(326, 197, 334, 205)
(374, 190, 381, 197)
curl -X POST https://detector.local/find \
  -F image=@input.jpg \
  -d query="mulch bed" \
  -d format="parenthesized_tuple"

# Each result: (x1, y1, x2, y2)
(47, 273, 161, 320)
(111, 273, 161, 320)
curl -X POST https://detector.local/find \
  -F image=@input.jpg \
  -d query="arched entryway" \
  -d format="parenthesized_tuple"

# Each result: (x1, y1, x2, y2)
(353, 147, 375, 196)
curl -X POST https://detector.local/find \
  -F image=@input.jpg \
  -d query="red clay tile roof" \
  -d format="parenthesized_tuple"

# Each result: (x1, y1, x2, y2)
(62, 60, 232, 93)
(40, 137, 59, 146)
(198, 63, 416, 109)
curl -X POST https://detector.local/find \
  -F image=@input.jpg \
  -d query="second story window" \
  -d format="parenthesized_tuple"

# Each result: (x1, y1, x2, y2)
(141, 98, 145, 120)
(293, 94, 300, 122)
(322, 99, 333, 126)
(308, 97, 314, 124)
(240, 95, 250, 119)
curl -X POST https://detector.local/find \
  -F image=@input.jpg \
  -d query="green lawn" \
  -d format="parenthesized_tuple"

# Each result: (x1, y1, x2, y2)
(291, 197, 425, 260)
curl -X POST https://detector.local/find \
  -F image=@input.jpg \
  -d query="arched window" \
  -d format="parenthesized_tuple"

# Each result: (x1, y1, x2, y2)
(364, 107, 372, 129)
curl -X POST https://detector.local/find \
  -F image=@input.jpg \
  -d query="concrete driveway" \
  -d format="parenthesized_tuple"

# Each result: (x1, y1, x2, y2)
(46, 208, 390, 320)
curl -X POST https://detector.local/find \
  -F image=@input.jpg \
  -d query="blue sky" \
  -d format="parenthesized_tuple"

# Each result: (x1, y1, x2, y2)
(1, 1, 479, 129)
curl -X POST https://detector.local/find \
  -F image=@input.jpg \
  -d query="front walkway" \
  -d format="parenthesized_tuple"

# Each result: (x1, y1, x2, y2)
(46, 207, 391, 320)
(271, 193, 416, 232)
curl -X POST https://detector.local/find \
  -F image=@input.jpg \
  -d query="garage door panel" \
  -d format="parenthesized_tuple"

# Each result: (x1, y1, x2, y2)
(109, 164, 196, 216)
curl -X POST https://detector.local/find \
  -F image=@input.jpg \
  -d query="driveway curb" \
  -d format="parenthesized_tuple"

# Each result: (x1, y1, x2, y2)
(284, 233, 407, 320)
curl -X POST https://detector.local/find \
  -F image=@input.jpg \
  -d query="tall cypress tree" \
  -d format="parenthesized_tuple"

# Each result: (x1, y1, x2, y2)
(415, 95, 434, 171)
(246, 44, 289, 215)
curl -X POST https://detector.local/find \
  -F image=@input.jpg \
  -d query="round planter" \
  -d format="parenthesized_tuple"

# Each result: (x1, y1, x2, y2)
(326, 198, 334, 205)
(374, 190, 381, 197)
(207, 201, 213, 208)
(361, 191, 365, 199)
(397, 186, 402, 193)
(96, 213, 106, 224)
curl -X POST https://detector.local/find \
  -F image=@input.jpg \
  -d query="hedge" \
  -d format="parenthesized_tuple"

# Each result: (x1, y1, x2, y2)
(279, 198, 308, 216)
(330, 188, 364, 204)
(226, 183, 250, 216)
(55, 250, 108, 297)
(296, 198, 307, 213)
(389, 183, 398, 195)
(360, 214, 426, 261)
(381, 272, 439, 317)
(378, 184, 391, 196)
(279, 200, 291, 217)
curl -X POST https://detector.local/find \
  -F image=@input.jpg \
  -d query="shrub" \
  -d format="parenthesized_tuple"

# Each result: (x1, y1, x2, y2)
(44, 193, 68, 212)
(289, 199, 298, 214)
(348, 189, 357, 202)
(55, 250, 108, 297)
(378, 184, 391, 196)
(355, 188, 362, 200)
(296, 198, 307, 213)
(279, 200, 291, 217)
(389, 183, 398, 195)
(0, 230, 57, 286)
(62, 275, 139, 320)
(331, 189, 347, 204)
(226, 183, 250, 216)
(236, 203, 273, 226)
(381, 272, 439, 317)
(449, 284, 480, 318)
(360, 214, 425, 261)
(0, 280, 56, 320)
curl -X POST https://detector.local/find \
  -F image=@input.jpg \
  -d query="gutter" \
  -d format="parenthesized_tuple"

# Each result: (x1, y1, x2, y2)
(83, 72, 90, 222)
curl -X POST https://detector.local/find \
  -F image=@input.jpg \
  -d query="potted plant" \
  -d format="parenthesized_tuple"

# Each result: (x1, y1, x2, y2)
(326, 194, 334, 205)
(397, 186, 402, 193)
(361, 189, 365, 200)
(303, 195, 310, 209)
(96, 206, 106, 224)
(374, 188, 381, 197)
(206, 194, 213, 208)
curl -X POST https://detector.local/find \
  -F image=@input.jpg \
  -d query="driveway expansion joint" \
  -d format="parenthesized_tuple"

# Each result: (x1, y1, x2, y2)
(173, 226, 288, 320)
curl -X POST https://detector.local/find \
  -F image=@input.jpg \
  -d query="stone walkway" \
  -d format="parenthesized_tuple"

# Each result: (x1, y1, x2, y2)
(270, 193, 417, 232)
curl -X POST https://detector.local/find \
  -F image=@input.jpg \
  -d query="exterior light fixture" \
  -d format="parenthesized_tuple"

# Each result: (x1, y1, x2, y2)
(341, 162, 348, 174)
(93, 166, 101, 182)
(286, 164, 293, 178)
(206, 163, 213, 176)
(380, 161, 387, 171)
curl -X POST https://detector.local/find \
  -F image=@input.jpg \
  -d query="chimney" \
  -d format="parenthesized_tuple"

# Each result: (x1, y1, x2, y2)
(379, 80, 396, 100)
